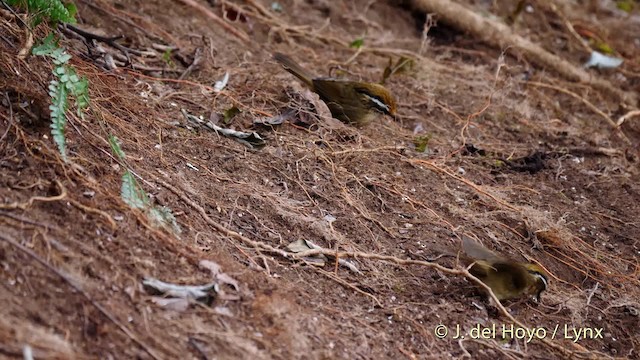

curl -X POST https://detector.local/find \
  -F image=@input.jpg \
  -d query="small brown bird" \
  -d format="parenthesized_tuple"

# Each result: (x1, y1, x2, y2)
(273, 52, 397, 126)
(462, 237, 549, 301)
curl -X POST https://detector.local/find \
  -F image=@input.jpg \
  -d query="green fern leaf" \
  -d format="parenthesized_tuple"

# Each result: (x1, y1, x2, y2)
(121, 171, 148, 209)
(31, 33, 58, 55)
(65, 68, 89, 111)
(108, 135, 126, 160)
(48, 79, 68, 161)
(149, 206, 182, 234)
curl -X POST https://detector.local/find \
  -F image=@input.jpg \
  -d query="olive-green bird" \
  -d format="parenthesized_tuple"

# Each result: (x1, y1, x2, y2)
(273, 52, 397, 126)
(462, 236, 549, 301)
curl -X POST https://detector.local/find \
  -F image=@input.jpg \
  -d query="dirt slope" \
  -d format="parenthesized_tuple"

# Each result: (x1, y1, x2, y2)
(1, 0, 639, 359)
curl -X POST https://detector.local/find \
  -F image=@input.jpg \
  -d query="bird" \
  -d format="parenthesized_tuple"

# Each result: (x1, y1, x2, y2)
(273, 52, 397, 126)
(461, 236, 549, 301)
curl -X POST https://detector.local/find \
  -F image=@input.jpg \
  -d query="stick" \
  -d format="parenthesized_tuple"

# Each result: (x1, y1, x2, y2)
(407, 0, 637, 107)
(174, 0, 250, 44)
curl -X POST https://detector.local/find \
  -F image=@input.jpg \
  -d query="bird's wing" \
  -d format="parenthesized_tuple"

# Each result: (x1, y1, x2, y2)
(312, 78, 352, 103)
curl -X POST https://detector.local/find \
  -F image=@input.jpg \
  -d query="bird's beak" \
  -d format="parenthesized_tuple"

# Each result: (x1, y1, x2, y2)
(533, 290, 543, 303)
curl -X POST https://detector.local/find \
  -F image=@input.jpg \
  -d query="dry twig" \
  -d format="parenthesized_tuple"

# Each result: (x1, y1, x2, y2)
(407, 0, 637, 107)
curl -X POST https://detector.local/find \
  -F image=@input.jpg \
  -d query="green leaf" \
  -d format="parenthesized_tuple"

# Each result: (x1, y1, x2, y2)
(65, 2, 78, 19)
(413, 134, 431, 153)
(32, 33, 58, 55)
(48, 78, 69, 162)
(72, 77, 90, 112)
(349, 38, 364, 49)
(120, 167, 182, 233)
(57, 53, 72, 64)
(223, 106, 241, 124)
(121, 171, 148, 209)
(108, 135, 126, 160)
(8, 0, 77, 24)
(33, 31, 91, 161)
(617, 0, 635, 12)
(148, 206, 182, 234)
(162, 49, 174, 67)
(593, 40, 614, 55)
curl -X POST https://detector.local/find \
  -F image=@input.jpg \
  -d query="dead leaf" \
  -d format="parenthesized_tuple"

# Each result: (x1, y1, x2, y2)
(151, 297, 190, 312)
(200, 259, 240, 291)
(214, 306, 234, 317)
(287, 239, 327, 267)
(142, 277, 216, 300)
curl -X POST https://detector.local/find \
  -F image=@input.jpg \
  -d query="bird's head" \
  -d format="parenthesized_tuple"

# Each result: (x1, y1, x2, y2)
(523, 263, 549, 302)
(354, 83, 397, 117)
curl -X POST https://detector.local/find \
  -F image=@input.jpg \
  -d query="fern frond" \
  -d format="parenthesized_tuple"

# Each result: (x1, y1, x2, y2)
(33, 34, 90, 161)
(149, 206, 183, 234)
(65, 67, 89, 113)
(7, 0, 77, 24)
(31, 33, 58, 55)
(108, 135, 126, 160)
(121, 171, 148, 209)
(48, 78, 68, 161)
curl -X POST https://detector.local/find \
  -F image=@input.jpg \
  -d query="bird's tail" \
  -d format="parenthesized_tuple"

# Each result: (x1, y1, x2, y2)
(462, 236, 500, 261)
(273, 52, 314, 87)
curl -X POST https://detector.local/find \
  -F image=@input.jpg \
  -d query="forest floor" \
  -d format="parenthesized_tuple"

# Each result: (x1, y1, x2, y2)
(1, 0, 640, 359)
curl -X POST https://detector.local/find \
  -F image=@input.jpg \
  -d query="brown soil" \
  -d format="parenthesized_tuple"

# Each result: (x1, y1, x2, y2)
(1, 0, 640, 359)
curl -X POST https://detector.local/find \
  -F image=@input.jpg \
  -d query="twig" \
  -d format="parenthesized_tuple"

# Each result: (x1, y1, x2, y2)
(408, 159, 519, 211)
(526, 81, 631, 145)
(585, 282, 599, 306)
(62, 23, 134, 66)
(1, 91, 14, 143)
(83, 0, 178, 44)
(64, 23, 124, 44)
(542, 1, 592, 54)
(292, 248, 460, 273)
(0, 180, 67, 210)
(616, 109, 640, 127)
(311, 267, 382, 307)
(331, 146, 404, 156)
(458, 339, 471, 358)
(155, 174, 598, 358)
(397, 346, 418, 360)
(343, 46, 364, 65)
(174, 0, 250, 44)
(153, 175, 291, 258)
(304, 239, 361, 274)
(0, 0, 29, 28)
(188, 337, 209, 360)
(0, 210, 59, 231)
(406, 0, 637, 107)
(68, 198, 117, 230)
